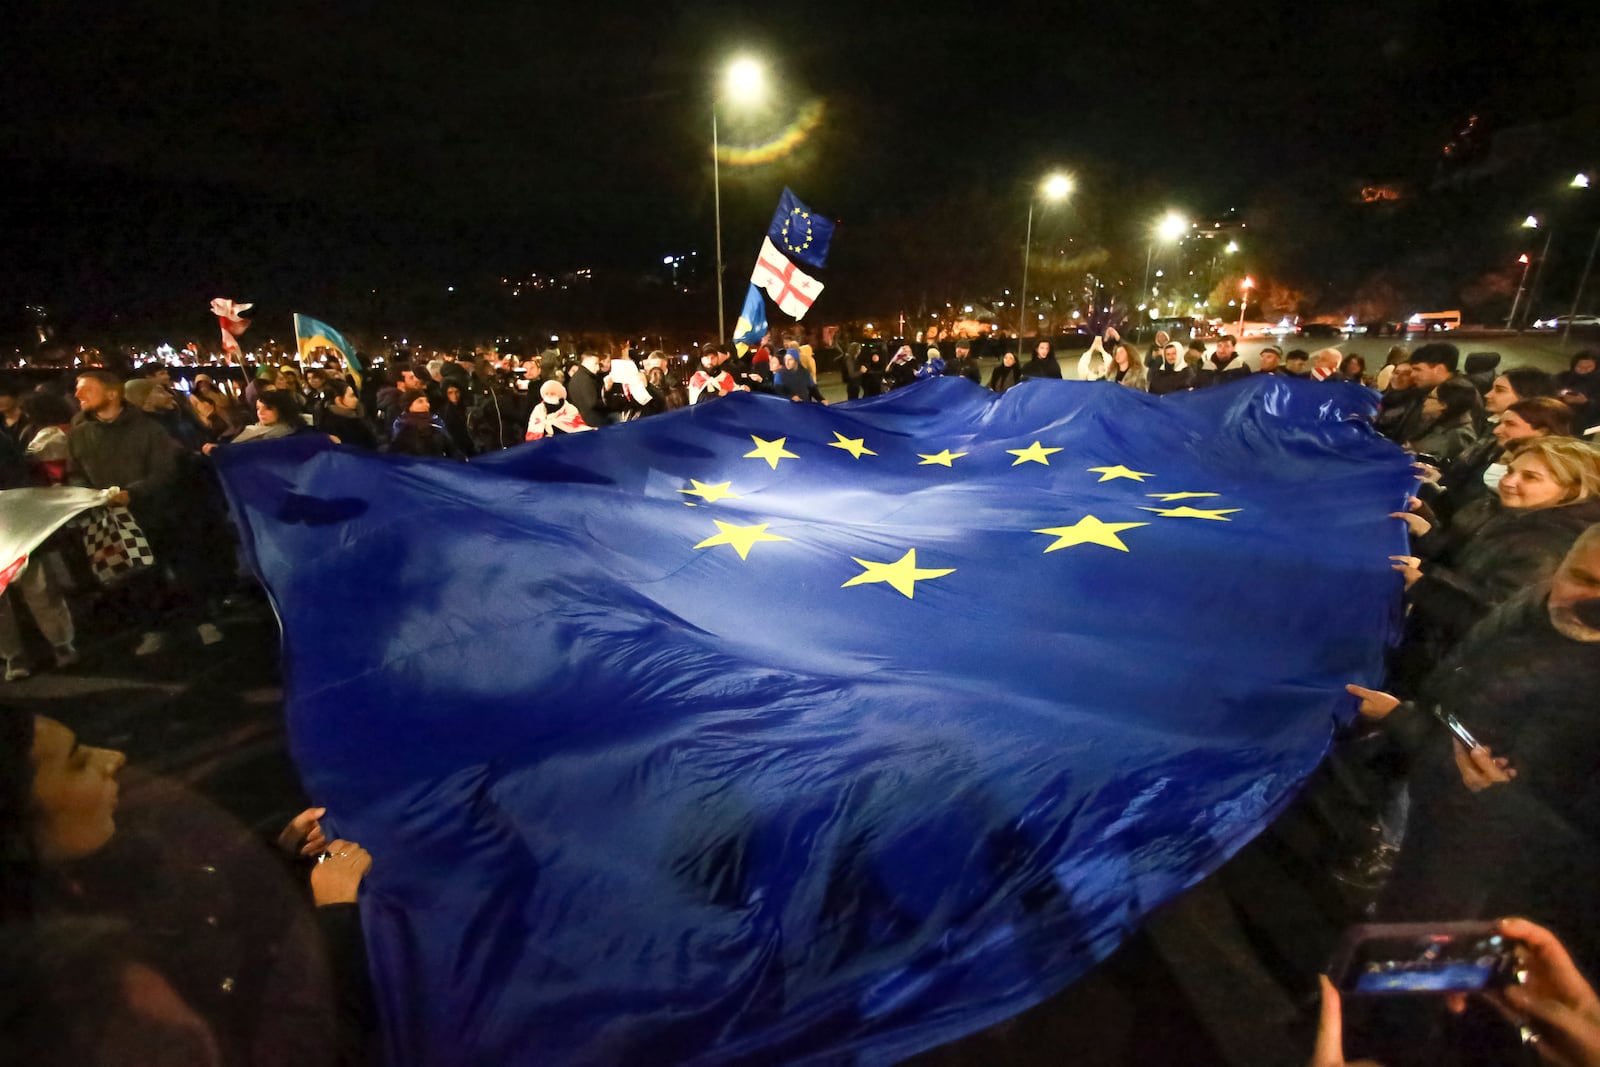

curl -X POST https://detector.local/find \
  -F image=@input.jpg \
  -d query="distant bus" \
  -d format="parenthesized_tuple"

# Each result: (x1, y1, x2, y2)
(1405, 310, 1461, 332)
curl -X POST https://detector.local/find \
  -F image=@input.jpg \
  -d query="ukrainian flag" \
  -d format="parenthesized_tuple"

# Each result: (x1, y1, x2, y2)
(293, 313, 362, 390)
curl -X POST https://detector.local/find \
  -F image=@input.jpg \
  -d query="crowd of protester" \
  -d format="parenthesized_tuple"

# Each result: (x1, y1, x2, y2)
(3, 331, 1600, 1065)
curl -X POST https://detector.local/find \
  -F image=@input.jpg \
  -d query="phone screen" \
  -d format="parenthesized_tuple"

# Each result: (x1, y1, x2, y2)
(1333, 924, 1515, 995)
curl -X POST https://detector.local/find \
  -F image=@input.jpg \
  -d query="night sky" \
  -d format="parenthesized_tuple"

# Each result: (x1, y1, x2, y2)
(4, 0, 1597, 345)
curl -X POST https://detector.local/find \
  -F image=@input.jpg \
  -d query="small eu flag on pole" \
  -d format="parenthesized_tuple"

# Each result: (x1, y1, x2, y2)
(293, 313, 363, 390)
(766, 187, 834, 270)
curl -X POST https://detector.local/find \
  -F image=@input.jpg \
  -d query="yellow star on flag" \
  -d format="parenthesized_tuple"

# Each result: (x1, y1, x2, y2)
(841, 549, 955, 599)
(1033, 516, 1149, 553)
(917, 449, 968, 467)
(1146, 492, 1220, 501)
(1087, 464, 1155, 482)
(693, 520, 791, 560)
(828, 432, 877, 459)
(1006, 441, 1063, 466)
(1137, 505, 1241, 521)
(744, 435, 799, 469)
(678, 480, 740, 503)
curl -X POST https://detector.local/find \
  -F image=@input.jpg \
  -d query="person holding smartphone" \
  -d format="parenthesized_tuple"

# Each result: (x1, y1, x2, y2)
(1346, 528, 1600, 972)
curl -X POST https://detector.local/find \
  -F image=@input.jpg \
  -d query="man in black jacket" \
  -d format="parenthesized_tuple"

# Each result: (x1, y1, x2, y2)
(566, 352, 608, 429)
(67, 370, 219, 655)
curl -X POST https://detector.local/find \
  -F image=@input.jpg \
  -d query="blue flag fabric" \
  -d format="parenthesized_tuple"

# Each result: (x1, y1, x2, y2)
(732, 284, 769, 357)
(216, 377, 1412, 1067)
(766, 187, 834, 269)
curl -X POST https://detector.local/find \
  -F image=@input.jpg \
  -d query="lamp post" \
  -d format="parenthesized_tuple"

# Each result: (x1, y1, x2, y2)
(1507, 253, 1532, 329)
(1018, 173, 1073, 341)
(713, 57, 765, 343)
(1140, 212, 1189, 341)
(1563, 174, 1595, 345)
(1237, 276, 1255, 338)
(1520, 215, 1554, 331)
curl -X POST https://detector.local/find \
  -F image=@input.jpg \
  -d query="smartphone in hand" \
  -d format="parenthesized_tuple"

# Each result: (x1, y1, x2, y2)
(1328, 921, 1522, 996)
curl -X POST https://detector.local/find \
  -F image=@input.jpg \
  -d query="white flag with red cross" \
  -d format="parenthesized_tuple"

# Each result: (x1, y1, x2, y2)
(751, 237, 824, 320)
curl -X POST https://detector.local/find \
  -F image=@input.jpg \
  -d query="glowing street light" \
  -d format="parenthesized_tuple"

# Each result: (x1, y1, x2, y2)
(1565, 174, 1596, 344)
(1508, 252, 1534, 329)
(1518, 214, 1555, 330)
(1139, 212, 1189, 339)
(1224, 240, 1240, 254)
(712, 56, 767, 342)
(1018, 171, 1074, 339)
(1237, 276, 1255, 336)
(725, 58, 765, 100)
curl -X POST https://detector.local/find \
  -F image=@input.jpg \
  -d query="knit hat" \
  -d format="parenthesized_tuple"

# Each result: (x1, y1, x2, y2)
(123, 379, 158, 407)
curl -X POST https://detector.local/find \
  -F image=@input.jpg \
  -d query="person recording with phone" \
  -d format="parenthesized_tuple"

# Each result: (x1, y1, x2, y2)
(1346, 527, 1600, 974)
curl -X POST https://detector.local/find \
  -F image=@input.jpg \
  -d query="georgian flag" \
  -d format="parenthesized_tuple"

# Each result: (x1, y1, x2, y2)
(751, 237, 824, 320)
(210, 298, 253, 356)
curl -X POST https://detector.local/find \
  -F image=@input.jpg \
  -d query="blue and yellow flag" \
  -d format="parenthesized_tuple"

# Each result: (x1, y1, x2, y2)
(215, 377, 1412, 1066)
(731, 283, 768, 357)
(293, 313, 362, 390)
(767, 186, 834, 269)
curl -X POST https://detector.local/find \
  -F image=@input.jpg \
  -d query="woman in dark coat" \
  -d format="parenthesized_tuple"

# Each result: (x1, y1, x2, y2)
(1402, 377, 1479, 466)
(1390, 436, 1600, 692)
(1349, 527, 1600, 976)
(988, 351, 1022, 394)
(1021, 340, 1063, 380)
(1, 709, 376, 1065)
(388, 392, 465, 460)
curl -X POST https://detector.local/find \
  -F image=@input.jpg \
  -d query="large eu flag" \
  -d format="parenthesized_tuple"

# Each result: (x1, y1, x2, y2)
(216, 377, 1412, 1066)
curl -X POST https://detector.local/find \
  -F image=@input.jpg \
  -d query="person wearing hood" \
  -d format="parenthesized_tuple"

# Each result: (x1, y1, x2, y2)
(525, 380, 594, 440)
(439, 382, 478, 455)
(859, 347, 887, 397)
(913, 345, 946, 381)
(1022, 340, 1063, 380)
(387, 392, 464, 459)
(1147, 342, 1197, 395)
(988, 350, 1022, 394)
(773, 350, 828, 403)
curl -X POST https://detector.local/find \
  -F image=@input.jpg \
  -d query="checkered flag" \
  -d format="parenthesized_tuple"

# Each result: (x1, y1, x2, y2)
(72, 504, 156, 586)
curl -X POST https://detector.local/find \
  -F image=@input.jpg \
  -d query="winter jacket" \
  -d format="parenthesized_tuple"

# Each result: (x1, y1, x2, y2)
(66, 404, 177, 510)
(1394, 495, 1600, 686)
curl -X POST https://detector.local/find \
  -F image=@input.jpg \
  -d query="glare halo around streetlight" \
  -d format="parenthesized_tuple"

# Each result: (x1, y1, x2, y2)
(1156, 212, 1189, 243)
(1573, 173, 1591, 190)
(1042, 173, 1074, 201)
(724, 57, 765, 103)
(1523, 215, 1540, 229)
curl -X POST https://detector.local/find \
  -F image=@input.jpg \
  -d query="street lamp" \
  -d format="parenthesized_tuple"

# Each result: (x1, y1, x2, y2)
(1237, 276, 1255, 337)
(1018, 172, 1074, 340)
(1520, 215, 1554, 331)
(712, 56, 766, 342)
(1507, 253, 1532, 329)
(1139, 212, 1189, 339)
(1564, 176, 1596, 344)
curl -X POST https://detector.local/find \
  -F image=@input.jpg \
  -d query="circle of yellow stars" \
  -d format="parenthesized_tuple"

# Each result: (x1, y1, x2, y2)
(683, 432, 1244, 599)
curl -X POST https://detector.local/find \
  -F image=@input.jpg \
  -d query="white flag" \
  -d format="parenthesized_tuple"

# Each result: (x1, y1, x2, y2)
(751, 237, 824, 320)
(0, 487, 113, 594)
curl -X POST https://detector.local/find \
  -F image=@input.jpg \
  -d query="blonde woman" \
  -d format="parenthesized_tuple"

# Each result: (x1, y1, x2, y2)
(1391, 436, 1600, 685)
